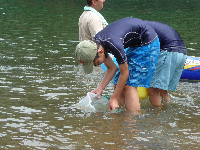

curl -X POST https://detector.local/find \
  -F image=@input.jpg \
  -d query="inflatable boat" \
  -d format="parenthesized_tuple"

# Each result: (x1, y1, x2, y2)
(180, 56, 200, 81)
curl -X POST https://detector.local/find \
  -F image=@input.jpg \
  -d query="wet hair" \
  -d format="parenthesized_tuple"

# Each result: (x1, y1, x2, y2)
(86, 0, 98, 6)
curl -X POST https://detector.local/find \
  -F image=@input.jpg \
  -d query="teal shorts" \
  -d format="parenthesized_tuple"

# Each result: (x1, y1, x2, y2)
(114, 37, 160, 88)
(150, 50, 187, 91)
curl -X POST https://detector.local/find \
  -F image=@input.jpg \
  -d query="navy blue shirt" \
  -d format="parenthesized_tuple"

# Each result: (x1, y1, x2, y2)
(93, 17, 158, 65)
(145, 21, 187, 55)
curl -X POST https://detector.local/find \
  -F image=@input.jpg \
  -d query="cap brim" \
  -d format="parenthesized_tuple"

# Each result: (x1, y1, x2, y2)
(81, 62, 94, 74)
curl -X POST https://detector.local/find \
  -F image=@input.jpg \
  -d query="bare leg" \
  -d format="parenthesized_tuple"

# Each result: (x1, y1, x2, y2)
(148, 87, 162, 107)
(123, 85, 140, 111)
(160, 89, 170, 101)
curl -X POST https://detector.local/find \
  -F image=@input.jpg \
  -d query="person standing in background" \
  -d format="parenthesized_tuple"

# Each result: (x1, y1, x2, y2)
(76, 0, 108, 89)
(79, 0, 108, 41)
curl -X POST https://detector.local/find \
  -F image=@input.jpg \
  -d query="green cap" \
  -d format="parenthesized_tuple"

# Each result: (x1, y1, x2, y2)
(75, 40, 97, 74)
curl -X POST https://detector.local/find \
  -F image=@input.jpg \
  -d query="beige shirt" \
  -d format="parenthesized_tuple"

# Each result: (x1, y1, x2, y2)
(79, 11, 106, 41)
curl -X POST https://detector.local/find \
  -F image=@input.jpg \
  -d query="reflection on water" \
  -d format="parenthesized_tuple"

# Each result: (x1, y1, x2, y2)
(0, 0, 199, 149)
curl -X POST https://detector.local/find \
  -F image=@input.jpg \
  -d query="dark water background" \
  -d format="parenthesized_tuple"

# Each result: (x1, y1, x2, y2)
(0, 0, 199, 149)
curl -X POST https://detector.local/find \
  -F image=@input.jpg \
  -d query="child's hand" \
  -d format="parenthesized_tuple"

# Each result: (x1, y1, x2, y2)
(91, 88, 103, 98)
(108, 98, 119, 110)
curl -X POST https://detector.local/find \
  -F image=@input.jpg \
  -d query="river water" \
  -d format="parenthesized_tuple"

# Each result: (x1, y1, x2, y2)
(0, 0, 199, 149)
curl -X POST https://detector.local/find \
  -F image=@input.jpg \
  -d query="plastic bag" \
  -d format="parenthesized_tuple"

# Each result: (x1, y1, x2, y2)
(75, 92, 109, 112)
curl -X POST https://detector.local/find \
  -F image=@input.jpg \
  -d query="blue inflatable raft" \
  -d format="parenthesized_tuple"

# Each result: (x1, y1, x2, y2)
(180, 56, 200, 81)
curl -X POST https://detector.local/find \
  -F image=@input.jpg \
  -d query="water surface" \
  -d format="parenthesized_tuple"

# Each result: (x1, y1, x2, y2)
(0, 0, 199, 149)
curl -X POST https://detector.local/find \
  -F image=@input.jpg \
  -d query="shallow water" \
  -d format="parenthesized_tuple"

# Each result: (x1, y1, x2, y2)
(0, 0, 199, 149)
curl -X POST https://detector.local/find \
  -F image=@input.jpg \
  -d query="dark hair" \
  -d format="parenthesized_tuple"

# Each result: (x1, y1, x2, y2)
(93, 52, 108, 65)
(86, 0, 98, 6)
(92, 40, 100, 62)
(93, 52, 100, 62)
(92, 40, 109, 62)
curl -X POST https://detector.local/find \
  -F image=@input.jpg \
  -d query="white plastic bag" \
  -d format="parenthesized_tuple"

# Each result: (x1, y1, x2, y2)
(75, 92, 109, 112)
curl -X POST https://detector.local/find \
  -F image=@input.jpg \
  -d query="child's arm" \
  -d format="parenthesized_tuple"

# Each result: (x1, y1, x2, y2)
(91, 55, 118, 97)
(108, 62, 129, 110)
